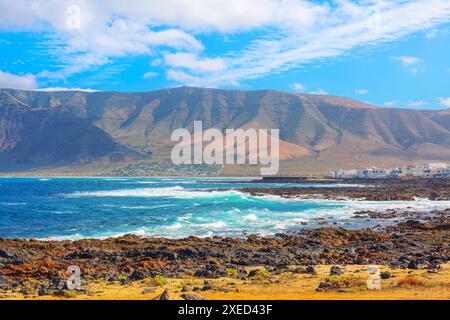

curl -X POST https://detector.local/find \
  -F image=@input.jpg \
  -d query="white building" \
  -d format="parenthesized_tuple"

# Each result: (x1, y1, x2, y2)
(326, 171, 336, 179)
(426, 163, 448, 170)
(422, 167, 450, 178)
(357, 168, 389, 179)
(328, 163, 449, 179)
(389, 168, 403, 178)
(336, 169, 358, 179)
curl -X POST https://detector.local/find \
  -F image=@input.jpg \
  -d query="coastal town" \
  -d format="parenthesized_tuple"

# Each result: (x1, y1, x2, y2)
(327, 162, 450, 179)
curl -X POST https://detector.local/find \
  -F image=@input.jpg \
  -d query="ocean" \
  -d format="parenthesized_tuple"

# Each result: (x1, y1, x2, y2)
(0, 177, 448, 240)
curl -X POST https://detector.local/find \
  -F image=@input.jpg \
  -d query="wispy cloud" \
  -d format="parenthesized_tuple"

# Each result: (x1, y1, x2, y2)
(175, 1, 450, 86)
(354, 89, 369, 95)
(0, 71, 37, 89)
(392, 55, 425, 73)
(1, 1, 450, 88)
(163, 53, 226, 73)
(309, 88, 328, 95)
(439, 97, 450, 108)
(384, 101, 398, 107)
(35, 87, 99, 92)
(406, 100, 428, 108)
(290, 83, 306, 93)
(143, 71, 159, 79)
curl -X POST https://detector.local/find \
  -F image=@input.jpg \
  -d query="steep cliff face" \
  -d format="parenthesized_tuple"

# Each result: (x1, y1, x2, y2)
(0, 104, 143, 171)
(0, 87, 449, 172)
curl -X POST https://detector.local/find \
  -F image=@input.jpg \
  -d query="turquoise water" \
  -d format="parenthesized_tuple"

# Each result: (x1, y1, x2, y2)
(0, 177, 447, 240)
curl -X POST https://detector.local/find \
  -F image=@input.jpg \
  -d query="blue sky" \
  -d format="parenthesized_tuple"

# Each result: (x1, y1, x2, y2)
(0, 0, 450, 109)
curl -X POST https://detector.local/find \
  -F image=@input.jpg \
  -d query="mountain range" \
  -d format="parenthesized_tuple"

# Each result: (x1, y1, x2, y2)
(0, 86, 449, 174)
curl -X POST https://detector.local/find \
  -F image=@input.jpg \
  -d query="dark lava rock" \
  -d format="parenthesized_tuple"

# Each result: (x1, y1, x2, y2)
(194, 269, 214, 278)
(152, 289, 171, 300)
(201, 285, 214, 291)
(106, 275, 118, 282)
(318, 282, 333, 289)
(129, 269, 148, 281)
(0, 275, 11, 288)
(52, 290, 66, 297)
(181, 285, 190, 292)
(330, 266, 343, 276)
(19, 288, 29, 295)
(248, 270, 259, 278)
(408, 260, 421, 270)
(141, 288, 155, 294)
(38, 287, 49, 296)
(181, 293, 207, 300)
(51, 277, 68, 290)
(380, 272, 391, 279)
(306, 266, 317, 275)
(0, 248, 24, 264)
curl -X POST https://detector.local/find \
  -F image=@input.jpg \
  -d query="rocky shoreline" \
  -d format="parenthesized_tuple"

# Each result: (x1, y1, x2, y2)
(1, 179, 449, 298)
(240, 179, 450, 201)
(1, 214, 449, 298)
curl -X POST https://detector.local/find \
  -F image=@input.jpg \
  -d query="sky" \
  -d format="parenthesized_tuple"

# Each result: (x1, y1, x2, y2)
(0, 0, 449, 109)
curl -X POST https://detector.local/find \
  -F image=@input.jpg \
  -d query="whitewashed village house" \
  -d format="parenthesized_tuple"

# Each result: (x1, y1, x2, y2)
(328, 163, 449, 179)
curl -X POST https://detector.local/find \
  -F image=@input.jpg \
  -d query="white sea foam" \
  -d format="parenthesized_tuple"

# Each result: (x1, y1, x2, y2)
(273, 217, 308, 230)
(133, 181, 160, 184)
(1, 202, 27, 206)
(120, 206, 152, 210)
(40, 233, 84, 241)
(66, 186, 245, 199)
(198, 221, 227, 229)
(243, 214, 258, 220)
(165, 222, 183, 230)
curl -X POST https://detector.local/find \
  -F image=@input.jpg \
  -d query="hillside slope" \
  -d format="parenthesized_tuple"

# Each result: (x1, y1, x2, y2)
(0, 87, 449, 173)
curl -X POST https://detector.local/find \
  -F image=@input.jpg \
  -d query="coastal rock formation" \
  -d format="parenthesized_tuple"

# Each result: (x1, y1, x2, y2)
(241, 179, 450, 201)
(0, 215, 448, 295)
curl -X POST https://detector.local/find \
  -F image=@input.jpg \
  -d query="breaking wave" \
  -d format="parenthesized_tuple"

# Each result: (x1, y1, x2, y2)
(65, 186, 246, 199)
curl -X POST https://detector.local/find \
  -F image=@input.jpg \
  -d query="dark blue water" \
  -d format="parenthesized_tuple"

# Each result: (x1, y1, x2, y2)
(0, 177, 446, 240)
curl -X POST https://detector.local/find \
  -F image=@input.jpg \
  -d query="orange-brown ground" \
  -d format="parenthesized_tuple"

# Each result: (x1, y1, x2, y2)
(2, 264, 449, 300)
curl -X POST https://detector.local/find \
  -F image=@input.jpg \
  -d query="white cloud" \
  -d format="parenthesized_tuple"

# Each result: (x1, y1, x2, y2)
(143, 71, 159, 79)
(175, 1, 450, 86)
(0, 71, 37, 89)
(290, 83, 306, 93)
(35, 87, 99, 92)
(0, 1, 204, 80)
(384, 100, 430, 108)
(392, 56, 425, 73)
(0, 0, 327, 34)
(392, 56, 422, 66)
(354, 89, 369, 95)
(406, 100, 428, 108)
(1, 1, 450, 86)
(309, 88, 328, 95)
(384, 101, 398, 107)
(166, 70, 203, 83)
(438, 97, 450, 108)
(164, 53, 226, 73)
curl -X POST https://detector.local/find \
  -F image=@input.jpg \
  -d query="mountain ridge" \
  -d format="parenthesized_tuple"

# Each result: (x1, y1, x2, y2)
(0, 87, 449, 174)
